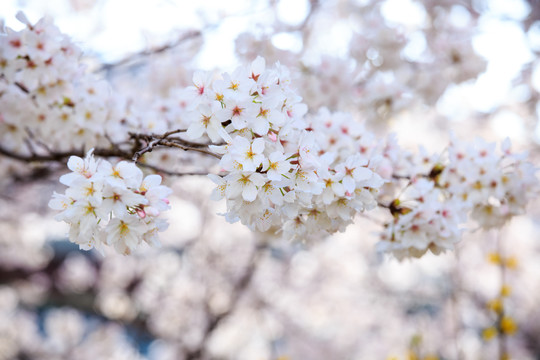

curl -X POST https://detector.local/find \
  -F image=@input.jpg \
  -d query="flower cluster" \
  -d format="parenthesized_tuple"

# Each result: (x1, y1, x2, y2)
(0, 13, 127, 154)
(377, 137, 538, 259)
(183, 58, 384, 239)
(377, 178, 467, 260)
(3, 13, 536, 259)
(440, 137, 538, 229)
(49, 150, 172, 254)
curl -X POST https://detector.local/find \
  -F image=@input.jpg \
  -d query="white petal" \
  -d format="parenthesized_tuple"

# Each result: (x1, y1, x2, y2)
(67, 156, 84, 173)
(242, 184, 258, 202)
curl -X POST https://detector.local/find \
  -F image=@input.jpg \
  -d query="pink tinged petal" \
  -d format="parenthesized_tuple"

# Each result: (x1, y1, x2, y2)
(268, 132, 278, 142)
(145, 207, 160, 217)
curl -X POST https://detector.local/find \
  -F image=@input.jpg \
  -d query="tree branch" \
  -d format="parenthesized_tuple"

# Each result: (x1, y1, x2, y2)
(96, 30, 202, 73)
(0, 128, 221, 177)
(129, 129, 220, 161)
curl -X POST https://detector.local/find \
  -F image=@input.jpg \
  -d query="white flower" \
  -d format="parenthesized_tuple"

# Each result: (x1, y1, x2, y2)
(318, 169, 345, 205)
(229, 136, 266, 172)
(64, 177, 103, 202)
(59, 150, 99, 186)
(102, 185, 147, 218)
(262, 151, 292, 181)
(208, 174, 228, 201)
(105, 215, 148, 255)
(141, 175, 172, 217)
(219, 95, 258, 131)
(185, 103, 231, 143)
(98, 160, 143, 189)
(185, 70, 214, 109)
(335, 154, 373, 193)
(225, 172, 266, 202)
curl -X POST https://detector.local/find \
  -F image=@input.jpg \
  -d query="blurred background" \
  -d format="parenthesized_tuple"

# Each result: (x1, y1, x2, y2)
(0, 0, 540, 359)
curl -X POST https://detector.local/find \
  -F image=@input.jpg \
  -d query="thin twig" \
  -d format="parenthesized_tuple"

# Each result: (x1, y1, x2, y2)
(0, 127, 220, 177)
(96, 30, 202, 73)
(136, 162, 210, 177)
(160, 140, 221, 159)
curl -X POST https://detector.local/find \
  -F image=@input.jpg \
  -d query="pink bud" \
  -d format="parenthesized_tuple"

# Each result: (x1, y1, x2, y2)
(163, 198, 170, 205)
(268, 132, 278, 142)
(136, 209, 146, 219)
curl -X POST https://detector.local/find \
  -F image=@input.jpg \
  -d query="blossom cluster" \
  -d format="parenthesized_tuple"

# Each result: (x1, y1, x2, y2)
(377, 178, 468, 260)
(183, 58, 384, 239)
(0, 13, 128, 154)
(377, 137, 538, 259)
(49, 150, 172, 254)
(441, 137, 538, 229)
(3, 13, 537, 259)
(0, 12, 189, 169)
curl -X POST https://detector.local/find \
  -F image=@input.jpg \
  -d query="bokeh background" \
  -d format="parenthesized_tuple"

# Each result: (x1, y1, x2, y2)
(1, 0, 540, 359)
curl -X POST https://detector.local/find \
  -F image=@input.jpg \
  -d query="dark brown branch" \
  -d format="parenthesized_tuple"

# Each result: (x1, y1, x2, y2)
(136, 162, 212, 177)
(0, 127, 220, 177)
(14, 81, 30, 94)
(0, 144, 129, 162)
(160, 140, 221, 159)
(129, 129, 220, 161)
